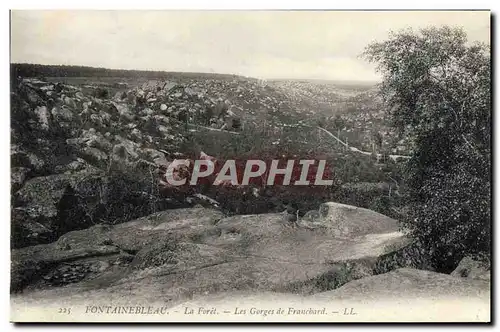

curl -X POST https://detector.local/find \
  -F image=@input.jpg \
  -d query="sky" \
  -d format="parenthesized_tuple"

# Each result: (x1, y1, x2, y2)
(10, 10, 490, 81)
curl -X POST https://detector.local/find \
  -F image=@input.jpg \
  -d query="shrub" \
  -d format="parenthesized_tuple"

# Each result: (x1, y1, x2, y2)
(94, 87, 109, 99)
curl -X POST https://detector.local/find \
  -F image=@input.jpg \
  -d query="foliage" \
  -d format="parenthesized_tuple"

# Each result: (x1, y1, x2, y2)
(373, 242, 434, 275)
(11, 63, 244, 81)
(363, 26, 491, 271)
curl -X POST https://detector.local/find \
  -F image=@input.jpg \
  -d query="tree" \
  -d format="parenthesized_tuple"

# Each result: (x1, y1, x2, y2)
(363, 26, 491, 271)
(332, 114, 345, 131)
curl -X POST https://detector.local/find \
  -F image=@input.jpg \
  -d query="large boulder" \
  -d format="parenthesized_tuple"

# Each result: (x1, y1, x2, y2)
(111, 136, 140, 162)
(10, 208, 223, 292)
(313, 268, 490, 302)
(111, 102, 135, 122)
(305, 202, 400, 237)
(11, 208, 57, 248)
(66, 129, 113, 163)
(10, 205, 406, 300)
(33, 106, 51, 130)
(12, 169, 107, 248)
(51, 106, 74, 123)
(81, 146, 109, 163)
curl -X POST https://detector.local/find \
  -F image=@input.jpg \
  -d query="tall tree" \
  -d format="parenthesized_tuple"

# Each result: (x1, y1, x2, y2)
(363, 26, 491, 271)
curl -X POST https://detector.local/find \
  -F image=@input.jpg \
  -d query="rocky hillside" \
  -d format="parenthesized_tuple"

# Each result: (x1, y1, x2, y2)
(11, 72, 406, 249)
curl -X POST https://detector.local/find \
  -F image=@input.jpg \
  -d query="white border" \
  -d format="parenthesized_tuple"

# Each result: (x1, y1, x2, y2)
(1, 1, 497, 331)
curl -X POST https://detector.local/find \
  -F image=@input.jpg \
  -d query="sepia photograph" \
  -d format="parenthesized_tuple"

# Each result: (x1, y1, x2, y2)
(8, 9, 491, 323)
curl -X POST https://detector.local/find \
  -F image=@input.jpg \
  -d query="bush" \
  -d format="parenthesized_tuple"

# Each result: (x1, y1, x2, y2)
(369, 195, 392, 217)
(94, 87, 109, 99)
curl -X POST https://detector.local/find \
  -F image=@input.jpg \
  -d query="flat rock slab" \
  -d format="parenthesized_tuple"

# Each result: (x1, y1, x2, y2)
(11, 205, 408, 312)
(311, 268, 491, 301)
(316, 202, 400, 236)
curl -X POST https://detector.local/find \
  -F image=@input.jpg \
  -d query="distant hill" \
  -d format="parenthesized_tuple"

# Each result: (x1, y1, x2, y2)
(10, 63, 408, 154)
(267, 78, 378, 89)
(10, 63, 254, 82)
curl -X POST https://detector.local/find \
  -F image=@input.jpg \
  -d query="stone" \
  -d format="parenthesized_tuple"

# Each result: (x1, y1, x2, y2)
(111, 143, 139, 161)
(11, 149, 46, 173)
(63, 96, 77, 109)
(51, 106, 74, 122)
(318, 202, 399, 236)
(82, 147, 109, 162)
(313, 268, 490, 302)
(451, 256, 490, 281)
(12, 169, 106, 248)
(33, 106, 51, 130)
(11, 167, 31, 193)
(9, 206, 408, 306)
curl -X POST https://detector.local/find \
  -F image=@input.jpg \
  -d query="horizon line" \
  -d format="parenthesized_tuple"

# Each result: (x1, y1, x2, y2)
(10, 62, 381, 84)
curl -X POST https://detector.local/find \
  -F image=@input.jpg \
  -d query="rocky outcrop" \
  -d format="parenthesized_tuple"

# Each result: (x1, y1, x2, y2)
(299, 202, 400, 237)
(11, 169, 107, 247)
(312, 268, 490, 302)
(11, 205, 406, 300)
(157, 268, 489, 322)
(10, 165, 189, 249)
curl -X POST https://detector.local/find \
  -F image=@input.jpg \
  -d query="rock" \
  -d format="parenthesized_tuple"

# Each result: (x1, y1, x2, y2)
(112, 102, 135, 122)
(39, 85, 54, 91)
(25, 87, 44, 105)
(63, 96, 77, 109)
(54, 158, 91, 174)
(10, 206, 408, 305)
(140, 148, 166, 165)
(82, 147, 108, 162)
(111, 142, 139, 162)
(67, 130, 113, 153)
(11, 167, 31, 193)
(317, 202, 399, 236)
(11, 242, 120, 292)
(162, 269, 489, 322)
(451, 257, 490, 281)
(158, 125, 170, 134)
(98, 111, 112, 125)
(131, 128, 143, 140)
(10, 248, 51, 292)
(33, 106, 51, 130)
(113, 91, 126, 101)
(51, 106, 74, 122)
(192, 193, 220, 208)
(313, 268, 490, 302)
(12, 169, 106, 248)
(11, 208, 57, 248)
(11, 148, 46, 172)
(302, 210, 320, 222)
